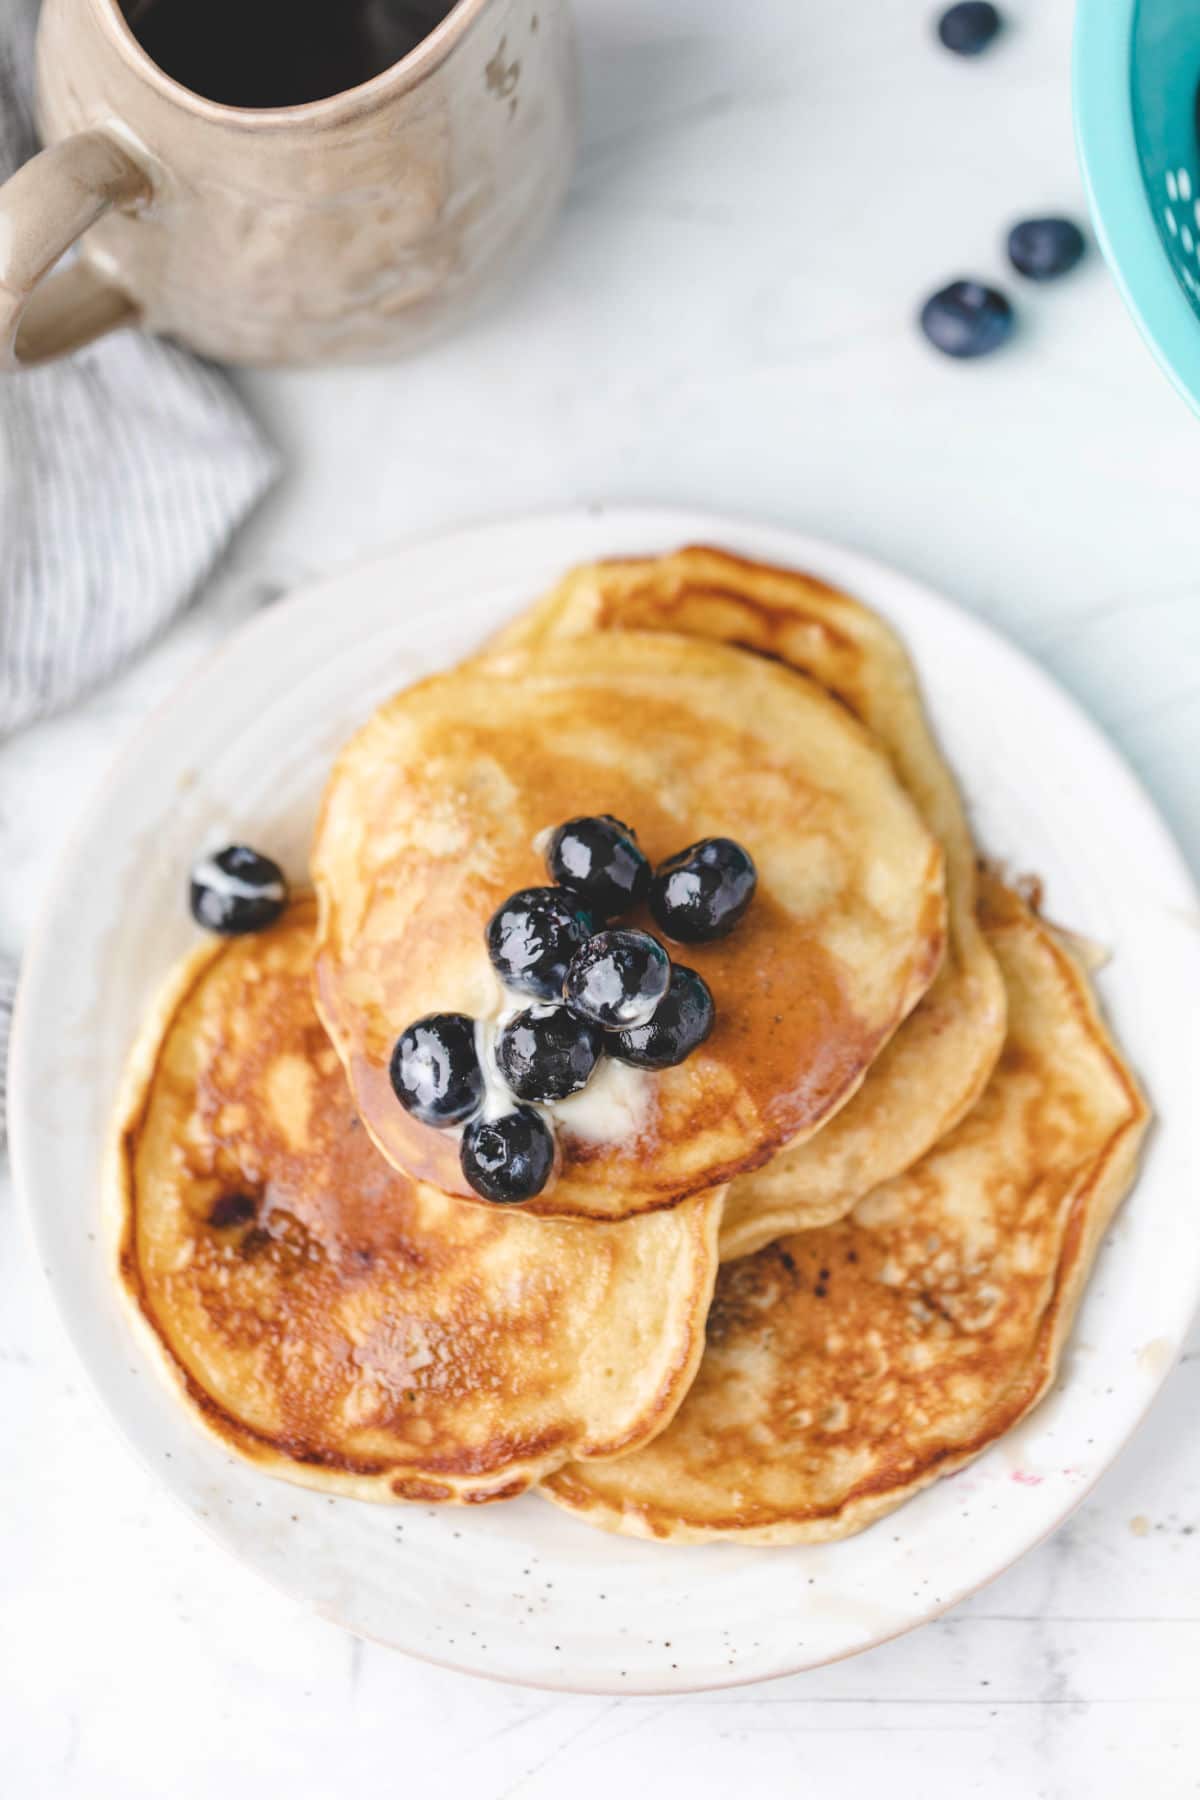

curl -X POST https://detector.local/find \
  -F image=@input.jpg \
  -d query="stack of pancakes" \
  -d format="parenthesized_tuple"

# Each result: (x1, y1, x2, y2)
(114, 549, 1149, 1542)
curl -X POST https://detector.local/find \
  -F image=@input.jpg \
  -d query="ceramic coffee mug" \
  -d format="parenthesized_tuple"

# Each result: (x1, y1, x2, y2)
(0, 0, 576, 369)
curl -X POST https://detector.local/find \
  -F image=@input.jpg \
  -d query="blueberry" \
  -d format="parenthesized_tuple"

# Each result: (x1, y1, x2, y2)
(563, 929, 670, 1030)
(546, 815, 650, 919)
(189, 845, 287, 935)
(1007, 217, 1085, 281)
(936, 2, 1001, 55)
(611, 965, 715, 1070)
(495, 1003, 603, 1103)
(389, 1013, 483, 1127)
(461, 1106, 556, 1203)
(486, 886, 595, 1000)
(919, 280, 1014, 359)
(649, 837, 757, 943)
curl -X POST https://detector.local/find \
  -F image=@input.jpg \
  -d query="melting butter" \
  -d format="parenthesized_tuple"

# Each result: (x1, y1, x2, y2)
(551, 1054, 650, 1144)
(470, 976, 651, 1145)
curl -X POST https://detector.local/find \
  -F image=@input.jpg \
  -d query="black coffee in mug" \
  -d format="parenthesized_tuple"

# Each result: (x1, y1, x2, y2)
(121, 0, 458, 109)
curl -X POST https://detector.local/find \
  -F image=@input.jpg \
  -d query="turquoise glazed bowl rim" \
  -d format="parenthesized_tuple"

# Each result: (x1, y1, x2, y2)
(1075, 0, 1200, 415)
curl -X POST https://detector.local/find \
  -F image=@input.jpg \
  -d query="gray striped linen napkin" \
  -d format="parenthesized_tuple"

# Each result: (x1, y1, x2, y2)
(0, 3, 279, 1142)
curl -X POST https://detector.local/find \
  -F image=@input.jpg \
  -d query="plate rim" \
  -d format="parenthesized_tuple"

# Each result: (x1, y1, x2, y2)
(10, 502, 1200, 1695)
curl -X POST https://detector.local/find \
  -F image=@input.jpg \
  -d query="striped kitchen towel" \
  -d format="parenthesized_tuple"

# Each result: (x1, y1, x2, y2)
(0, 1, 279, 1142)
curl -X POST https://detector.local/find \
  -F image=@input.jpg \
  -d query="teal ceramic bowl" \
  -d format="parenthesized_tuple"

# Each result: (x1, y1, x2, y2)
(1075, 0, 1200, 412)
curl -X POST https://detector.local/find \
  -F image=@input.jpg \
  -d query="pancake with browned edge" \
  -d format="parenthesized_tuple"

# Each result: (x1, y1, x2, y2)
(492, 547, 1007, 1256)
(112, 904, 723, 1504)
(312, 630, 947, 1220)
(540, 878, 1148, 1543)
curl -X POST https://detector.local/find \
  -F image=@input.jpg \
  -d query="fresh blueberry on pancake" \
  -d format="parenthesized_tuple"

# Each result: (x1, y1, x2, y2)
(189, 844, 287, 935)
(389, 1012, 484, 1126)
(611, 964, 714, 1070)
(649, 837, 757, 944)
(495, 1003, 603, 1103)
(461, 1106, 556, 1203)
(564, 929, 670, 1030)
(487, 886, 595, 1000)
(546, 815, 650, 918)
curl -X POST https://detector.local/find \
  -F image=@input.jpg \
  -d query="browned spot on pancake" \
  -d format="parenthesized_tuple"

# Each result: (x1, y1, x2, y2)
(391, 1477, 455, 1502)
(207, 1191, 257, 1230)
(237, 1224, 273, 1260)
(465, 1478, 526, 1505)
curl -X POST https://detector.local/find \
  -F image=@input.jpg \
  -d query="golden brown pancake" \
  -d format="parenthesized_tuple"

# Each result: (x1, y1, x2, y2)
(491, 547, 1007, 1256)
(312, 630, 947, 1221)
(112, 904, 723, 1503)
(540, 878, 1149, 1543)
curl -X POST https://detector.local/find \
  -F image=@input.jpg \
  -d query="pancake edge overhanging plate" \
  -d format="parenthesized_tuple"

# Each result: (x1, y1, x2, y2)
(10, 505, 1200, 1696)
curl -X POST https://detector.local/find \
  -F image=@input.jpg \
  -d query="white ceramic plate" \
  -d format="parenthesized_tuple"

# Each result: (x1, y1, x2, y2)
(11, 508, 1200, 1695)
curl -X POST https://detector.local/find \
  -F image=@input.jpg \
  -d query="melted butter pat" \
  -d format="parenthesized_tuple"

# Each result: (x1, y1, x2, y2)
(473, 1014, 518, 1125)
(471, 976, 651, 1145)
(551, 1054, 650, 1144)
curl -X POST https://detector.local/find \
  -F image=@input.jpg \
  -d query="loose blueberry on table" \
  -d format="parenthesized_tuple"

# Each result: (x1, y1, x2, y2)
(919, 280, 1014, 359)
(389, 815, 756, 1202)
(189, 844, 288, 935)
(936, 2, 1001, 56)
(1007, 217, 1085, 282)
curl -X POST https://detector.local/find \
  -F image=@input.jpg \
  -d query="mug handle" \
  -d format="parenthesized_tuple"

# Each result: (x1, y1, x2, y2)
(0, 131, 151, 372)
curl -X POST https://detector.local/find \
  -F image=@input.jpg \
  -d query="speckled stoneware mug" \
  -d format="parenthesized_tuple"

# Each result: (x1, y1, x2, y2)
(0, 0, 576, 369)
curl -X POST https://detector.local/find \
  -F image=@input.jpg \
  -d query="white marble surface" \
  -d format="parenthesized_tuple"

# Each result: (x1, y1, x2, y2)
(3, 0, 1200, 1793)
